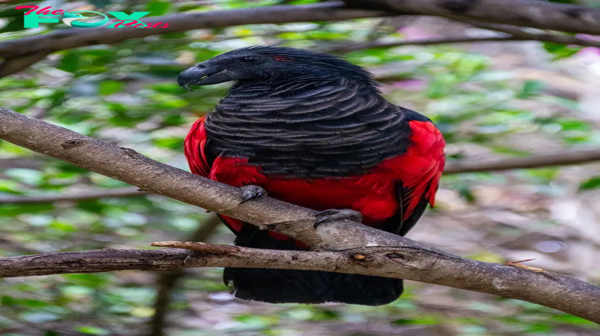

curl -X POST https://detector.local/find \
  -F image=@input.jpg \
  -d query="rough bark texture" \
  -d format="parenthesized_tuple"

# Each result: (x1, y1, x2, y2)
(1, 107, 600, 322)
(0, 243, 599, 324)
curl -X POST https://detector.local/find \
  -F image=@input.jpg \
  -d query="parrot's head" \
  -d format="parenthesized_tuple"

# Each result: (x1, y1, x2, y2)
(177, 46, 376, 91)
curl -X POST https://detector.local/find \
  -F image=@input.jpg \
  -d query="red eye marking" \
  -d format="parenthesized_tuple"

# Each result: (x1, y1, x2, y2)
(273, 56, 289, 62)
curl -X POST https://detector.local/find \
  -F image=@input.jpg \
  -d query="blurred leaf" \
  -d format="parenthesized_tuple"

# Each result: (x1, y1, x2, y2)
(517, 80, 545, 99)
(579, 176, 600, 190)
(75, 326, 110, 335)
(146, 0, 171, 16)
(543, 42, 583, 60)
(99, 81, 125, 96)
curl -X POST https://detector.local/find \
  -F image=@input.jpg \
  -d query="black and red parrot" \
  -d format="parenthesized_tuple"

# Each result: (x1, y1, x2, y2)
(177, 46, 445, 306)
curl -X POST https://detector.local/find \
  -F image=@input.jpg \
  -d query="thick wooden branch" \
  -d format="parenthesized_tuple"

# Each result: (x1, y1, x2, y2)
(1, 107, 600, 322)
(1, 242, 600, 324)
(344, 0, 600, 35)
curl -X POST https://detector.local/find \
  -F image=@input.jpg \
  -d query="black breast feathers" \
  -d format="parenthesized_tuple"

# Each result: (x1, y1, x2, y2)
(203, 78, 413, 178)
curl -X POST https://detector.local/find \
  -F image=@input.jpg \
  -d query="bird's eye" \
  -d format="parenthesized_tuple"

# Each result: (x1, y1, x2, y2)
(240, 57, 258, 63)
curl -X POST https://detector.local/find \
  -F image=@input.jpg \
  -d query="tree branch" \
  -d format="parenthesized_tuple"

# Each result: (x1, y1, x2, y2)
(325, 29, 600, 54)
(1, 107, 600, 322)
(344, 0, 600, 35)
(1, 242, 600, 324)
(0, 187, 148, 204)
(472, 22, 600, 48)
(444, 148, 600, 174)
(0, 2, 389, 78)
(4, 0, 600, 78)
(324, 35, 528, 53)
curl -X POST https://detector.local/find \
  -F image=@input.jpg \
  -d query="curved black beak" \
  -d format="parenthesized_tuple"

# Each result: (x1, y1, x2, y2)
(177, 63, 233, 91)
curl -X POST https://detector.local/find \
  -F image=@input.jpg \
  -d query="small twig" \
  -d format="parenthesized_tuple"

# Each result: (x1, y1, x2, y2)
(504, 258, 546, 273)
(152, 241, 240, 253)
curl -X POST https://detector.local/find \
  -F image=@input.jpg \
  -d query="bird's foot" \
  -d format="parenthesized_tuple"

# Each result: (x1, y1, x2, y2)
(313, 208, 363, 229)
(239, 185, 267, 204)
(504, 258, 545, 273)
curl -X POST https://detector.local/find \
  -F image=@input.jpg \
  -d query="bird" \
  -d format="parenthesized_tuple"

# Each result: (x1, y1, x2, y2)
(177, 46, 445, 306)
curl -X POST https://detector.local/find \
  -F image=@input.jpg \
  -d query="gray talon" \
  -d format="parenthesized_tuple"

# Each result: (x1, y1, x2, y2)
(240, 185, 267, 204)
(314, 209, 363, 228)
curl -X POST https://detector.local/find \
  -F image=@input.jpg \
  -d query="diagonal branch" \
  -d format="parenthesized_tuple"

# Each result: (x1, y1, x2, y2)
(344, 0, 600, 35)
(1, 107, 600, 322)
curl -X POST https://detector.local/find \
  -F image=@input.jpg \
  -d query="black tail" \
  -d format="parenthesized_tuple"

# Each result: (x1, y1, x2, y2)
(223, 226, 403, 306)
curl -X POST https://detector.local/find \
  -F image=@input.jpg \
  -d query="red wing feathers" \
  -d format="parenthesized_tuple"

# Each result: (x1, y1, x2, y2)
(381, 120, 445, 221)
(184, 117, 210, 177)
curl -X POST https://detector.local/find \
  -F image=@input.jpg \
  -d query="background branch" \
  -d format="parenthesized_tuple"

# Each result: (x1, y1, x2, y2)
(443, 148, 600, 174)
(0, 2, 388, 78)
(326, 29, 600, 54)
(1, 107, 600, 322)
(0, 187, 148, 204)
(3, 147, 599, 204)
(344, 0, 600, 35)
(3, 0, 600, 78)
(324, 35, 527, 53)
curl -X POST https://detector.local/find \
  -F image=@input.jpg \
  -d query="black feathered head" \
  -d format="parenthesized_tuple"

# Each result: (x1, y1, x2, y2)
(177, 46, 377, 90)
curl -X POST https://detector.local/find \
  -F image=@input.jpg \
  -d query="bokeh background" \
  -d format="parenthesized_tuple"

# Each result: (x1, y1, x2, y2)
(1, 0, 600, 335)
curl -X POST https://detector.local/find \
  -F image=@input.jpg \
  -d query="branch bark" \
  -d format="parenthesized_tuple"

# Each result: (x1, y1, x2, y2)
(1, 242, 600, 324)
(344, 0, 600, 35)
(1, 107, 600, 322)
